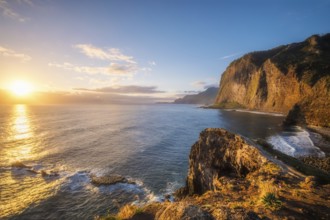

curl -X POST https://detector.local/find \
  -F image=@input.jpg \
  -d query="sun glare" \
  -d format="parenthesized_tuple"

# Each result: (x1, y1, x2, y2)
(9, 81, 33, 97)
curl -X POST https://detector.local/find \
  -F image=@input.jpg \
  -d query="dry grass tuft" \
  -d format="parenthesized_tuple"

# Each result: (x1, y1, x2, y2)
(117, 205, 142, 219)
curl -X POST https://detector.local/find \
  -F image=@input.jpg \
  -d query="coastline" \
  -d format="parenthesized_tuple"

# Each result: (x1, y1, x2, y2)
(222, 108, 285, 117)
(202, 105, 285, 117)
(98, 128, 330, 220)
(210, 105, 330, 175)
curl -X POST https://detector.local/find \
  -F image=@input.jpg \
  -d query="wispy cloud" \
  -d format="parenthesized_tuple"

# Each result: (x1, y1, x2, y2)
(74, 85, 165, 94)
(50, 44, 144, 76)
(191, 80, 218, 89)
(48, 62, 138, 76)
(192, 81, 207, 87)
(203, 84, 218, 89)
(148, 61, 156, 66)
(74, 44, 136, 64)
(0, 0, 29, 22)
(0, 46, 31, 61)
(219, 52, 242, 60)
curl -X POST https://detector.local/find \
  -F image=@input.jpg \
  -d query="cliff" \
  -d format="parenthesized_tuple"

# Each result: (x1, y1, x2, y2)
(174, 87, 218, 105)
(215, 34, 330, 127)
(177, 128, 272, 196)
(99, 129, 330, 220)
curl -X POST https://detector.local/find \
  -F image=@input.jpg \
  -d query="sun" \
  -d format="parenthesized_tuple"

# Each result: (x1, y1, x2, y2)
(9, 81, 33, 97)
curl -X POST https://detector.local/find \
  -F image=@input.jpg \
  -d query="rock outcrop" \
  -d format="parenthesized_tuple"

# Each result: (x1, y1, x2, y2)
(178, 128, 272, 196)
(215, 34, 330, 127)
(174, 87, 219, 105)
(90, 174, 135, 185)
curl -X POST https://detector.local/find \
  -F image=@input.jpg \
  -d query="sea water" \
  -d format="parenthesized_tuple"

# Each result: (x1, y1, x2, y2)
(0, 104, 323, 219)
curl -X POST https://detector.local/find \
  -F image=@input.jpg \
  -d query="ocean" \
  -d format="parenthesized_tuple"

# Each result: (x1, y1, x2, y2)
(0, 104, 324, 219)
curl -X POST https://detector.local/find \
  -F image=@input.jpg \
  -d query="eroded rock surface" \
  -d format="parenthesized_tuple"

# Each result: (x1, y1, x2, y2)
(178, 128, 273, 196)
(215, 34, 330, 127)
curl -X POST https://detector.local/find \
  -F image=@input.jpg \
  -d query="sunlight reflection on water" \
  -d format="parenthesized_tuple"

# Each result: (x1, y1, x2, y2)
(0, 105, 61, 219)
(13, 106, 31, 140)
(6, 105, 34, 161)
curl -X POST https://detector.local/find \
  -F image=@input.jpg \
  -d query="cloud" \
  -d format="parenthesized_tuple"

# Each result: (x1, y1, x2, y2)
(149, 61, 156, 66)
(0, 46, 31, 61)
(74, 85, 165, 94)
(48, 62, 137, 76)
(191, 80, 218, 89)
(74, 44, 136, 64)
(219, 52, 242, 60)
(192, 81, 207, 87)
(51, 44, 154, 79)
(0, 89, 163, 105)
(203, 84, 218, 89)
(50, 44, 144, 76)
(0, 0, 29, 22)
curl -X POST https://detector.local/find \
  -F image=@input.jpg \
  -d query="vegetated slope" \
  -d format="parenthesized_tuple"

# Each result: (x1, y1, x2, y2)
(174, 87, 218, 105)
(215, 34, 330, 127)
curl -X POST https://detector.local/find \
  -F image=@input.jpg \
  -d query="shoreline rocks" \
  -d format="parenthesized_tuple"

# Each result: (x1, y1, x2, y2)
(90, 174, 135, 186)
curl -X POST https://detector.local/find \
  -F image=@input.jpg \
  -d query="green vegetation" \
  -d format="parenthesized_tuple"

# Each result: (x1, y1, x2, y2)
(261, 192, 282, 210)
(271, 35, 330, 86)
(209, 101, 246, 109)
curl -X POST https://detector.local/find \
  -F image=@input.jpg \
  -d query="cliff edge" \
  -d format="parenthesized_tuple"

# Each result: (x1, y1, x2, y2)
(215, 34, 330, 127)
(99, 129, 330, 220)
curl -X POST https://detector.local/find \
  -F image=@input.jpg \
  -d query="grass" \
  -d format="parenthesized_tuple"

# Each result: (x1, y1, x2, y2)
(261, 192, 282, 210)
(116, 205, 141, 219)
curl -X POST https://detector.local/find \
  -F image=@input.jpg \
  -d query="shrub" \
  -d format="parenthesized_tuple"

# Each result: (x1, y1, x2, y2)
(261, 192, 282, 210)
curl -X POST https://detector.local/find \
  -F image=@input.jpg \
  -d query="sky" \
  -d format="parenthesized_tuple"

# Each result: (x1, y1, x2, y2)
(0, 0, 330, 103)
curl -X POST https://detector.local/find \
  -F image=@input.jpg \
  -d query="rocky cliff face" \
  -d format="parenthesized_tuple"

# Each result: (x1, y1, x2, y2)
(215, 34, 330, 127)
(177, 128, 275, 196)
(174, 87, 219, 105)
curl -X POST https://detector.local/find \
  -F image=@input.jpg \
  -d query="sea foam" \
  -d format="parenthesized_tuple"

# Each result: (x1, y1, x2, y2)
(267, 126, 325, 158)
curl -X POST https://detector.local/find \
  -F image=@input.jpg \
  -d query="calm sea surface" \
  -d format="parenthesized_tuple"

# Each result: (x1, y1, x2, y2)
(0, 104, 290, 219)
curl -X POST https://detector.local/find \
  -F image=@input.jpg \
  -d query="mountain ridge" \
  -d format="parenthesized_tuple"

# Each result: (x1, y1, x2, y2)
(174, 87, 218, 105)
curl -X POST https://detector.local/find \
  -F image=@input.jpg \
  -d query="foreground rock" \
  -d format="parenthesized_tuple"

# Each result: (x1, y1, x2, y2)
(214, 34, 330, 127)
(99, 128, 330, 220)
(178, 128, 273, 196)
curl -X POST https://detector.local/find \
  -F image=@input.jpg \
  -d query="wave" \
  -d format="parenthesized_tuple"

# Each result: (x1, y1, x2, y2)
(224, 109, 284, 117)
(267, 126, 325, 157)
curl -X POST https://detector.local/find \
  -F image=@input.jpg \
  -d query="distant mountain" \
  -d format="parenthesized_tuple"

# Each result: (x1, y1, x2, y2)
(214, 34, 330, 127)
(174, 87, 218, 105)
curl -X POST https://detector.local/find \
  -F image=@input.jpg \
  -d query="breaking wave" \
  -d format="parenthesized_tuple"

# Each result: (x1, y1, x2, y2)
(267, 126, 325, 157)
